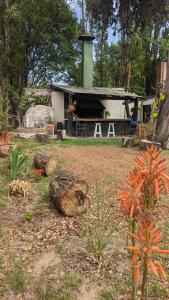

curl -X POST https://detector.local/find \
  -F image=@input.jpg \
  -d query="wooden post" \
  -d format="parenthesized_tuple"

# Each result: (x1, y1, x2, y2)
(67, 112, 73, 136)
(67, 94, 73, 136)
(133, 98, 139, 121)
(125, 99, 131, 119)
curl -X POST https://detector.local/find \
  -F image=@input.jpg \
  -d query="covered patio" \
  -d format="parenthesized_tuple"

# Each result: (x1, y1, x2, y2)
(52, 85, 144, 137)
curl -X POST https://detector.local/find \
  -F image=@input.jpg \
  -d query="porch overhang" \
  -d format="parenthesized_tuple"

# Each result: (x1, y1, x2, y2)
(51, 85, 144, 101)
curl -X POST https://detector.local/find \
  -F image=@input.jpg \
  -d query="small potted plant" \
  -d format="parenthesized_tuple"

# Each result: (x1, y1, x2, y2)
(68, 104, 76, 113)
(46, 116, 54, 135)
(104, 110, 110, 119)
(0, 129, 15, 157)
(0, 99, 15, 157)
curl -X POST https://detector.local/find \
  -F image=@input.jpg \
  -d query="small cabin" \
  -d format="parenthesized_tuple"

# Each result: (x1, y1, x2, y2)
(50, 34, 143, 137)
(22, 34, 144, 137)
(50, 85, 142, 137)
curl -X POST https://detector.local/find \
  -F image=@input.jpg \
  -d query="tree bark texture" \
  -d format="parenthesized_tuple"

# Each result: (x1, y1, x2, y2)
(156, 54, 169, 147)
(49, 171, 89, 216)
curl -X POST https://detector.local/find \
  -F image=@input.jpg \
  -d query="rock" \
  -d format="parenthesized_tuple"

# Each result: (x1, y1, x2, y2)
(15, 132, 36, 139)
(23, 105, 54, 128)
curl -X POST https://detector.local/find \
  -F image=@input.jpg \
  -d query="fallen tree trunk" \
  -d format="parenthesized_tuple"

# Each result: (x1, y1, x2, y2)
(34, 151, 57, 175)
(49, 171, 89, 216)
(139, 139, 161, 151)
(122, 136, 135, 148)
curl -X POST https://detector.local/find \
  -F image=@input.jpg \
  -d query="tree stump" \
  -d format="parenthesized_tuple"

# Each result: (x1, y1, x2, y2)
(34, 151, 57, 175)
(49, 171, 89, 216)
(140, 139, 161, 151)
(122, 137, 135, 148)
(36, 133, 49, 143)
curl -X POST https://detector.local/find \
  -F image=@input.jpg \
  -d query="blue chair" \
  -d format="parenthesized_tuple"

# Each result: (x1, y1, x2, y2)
(130, 120, 138, 135)
(75, 121, 87, 137)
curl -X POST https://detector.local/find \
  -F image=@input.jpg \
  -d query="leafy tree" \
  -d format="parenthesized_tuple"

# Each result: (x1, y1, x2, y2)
(86, 0, 168, 35)
(0, 0, 78, 117)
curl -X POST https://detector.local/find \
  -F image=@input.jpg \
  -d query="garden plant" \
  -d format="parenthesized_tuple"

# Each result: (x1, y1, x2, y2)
(9, 147, 27, 180)
(118, 146, 169, 299)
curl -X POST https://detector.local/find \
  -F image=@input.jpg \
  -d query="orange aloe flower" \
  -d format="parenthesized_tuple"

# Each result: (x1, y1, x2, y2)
(128, 216, 169, 281)
(118, 146, 169, 217)
(118, 167, 145, 218)
(135, 146, 169, 202)
(118, 182, 141, 219)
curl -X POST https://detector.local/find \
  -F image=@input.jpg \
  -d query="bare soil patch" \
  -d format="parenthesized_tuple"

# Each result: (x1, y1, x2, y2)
(0, 142, 169, 299)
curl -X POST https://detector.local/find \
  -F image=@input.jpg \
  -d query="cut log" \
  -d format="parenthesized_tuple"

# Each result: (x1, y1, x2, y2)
(140, 139, 161, 151)
(36, 133, 49, 143)
(34, 151, 57, 175)
(122, 136, 135, 148)
(49, 171, 89, 216)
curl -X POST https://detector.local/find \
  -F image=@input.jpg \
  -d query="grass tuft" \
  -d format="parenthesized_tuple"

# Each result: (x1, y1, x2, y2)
(7, 266, 26, 293)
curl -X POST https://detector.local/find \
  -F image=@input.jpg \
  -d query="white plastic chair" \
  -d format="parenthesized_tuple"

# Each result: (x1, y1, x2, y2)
(94, 123, 102, 138)
(107, 123, 115, 138)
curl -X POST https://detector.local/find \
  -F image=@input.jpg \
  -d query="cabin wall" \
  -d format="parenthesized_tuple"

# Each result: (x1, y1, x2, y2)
(51, 91, 64, 123)
(100, 99, 134, 119)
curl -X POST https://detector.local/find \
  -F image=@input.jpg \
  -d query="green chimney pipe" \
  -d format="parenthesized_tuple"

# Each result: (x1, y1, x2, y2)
(78, 35, 95, 88)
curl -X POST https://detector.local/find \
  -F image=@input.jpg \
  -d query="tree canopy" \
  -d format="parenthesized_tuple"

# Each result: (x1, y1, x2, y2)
(0, 0, 169, 131)
(86, 0, 169, 34)
(0, 0, 78, 90)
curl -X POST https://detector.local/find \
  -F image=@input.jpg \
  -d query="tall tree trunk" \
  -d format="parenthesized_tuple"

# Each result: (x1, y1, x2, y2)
(2, 0, 10, 130)
(156, 54, 169, 148)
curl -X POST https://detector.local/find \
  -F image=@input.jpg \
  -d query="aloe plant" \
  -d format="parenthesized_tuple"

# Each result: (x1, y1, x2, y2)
(9, 147, 27, 180)
(118, 146, 169, 300)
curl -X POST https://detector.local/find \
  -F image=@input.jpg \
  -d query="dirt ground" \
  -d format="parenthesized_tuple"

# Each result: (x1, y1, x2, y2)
(0, 140, 169, 300)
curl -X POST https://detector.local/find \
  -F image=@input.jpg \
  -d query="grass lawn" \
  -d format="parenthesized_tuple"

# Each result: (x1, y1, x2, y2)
(15, 136, 122, 149)
(0, 138, 169, 299)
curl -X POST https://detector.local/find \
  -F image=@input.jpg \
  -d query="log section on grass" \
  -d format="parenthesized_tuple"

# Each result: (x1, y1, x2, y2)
(34, 151, 57, 175)
(49, 171, 89, 216)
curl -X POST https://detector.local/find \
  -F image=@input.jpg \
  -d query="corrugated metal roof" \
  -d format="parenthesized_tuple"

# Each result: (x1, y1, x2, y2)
(51, 85, 143, 99)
